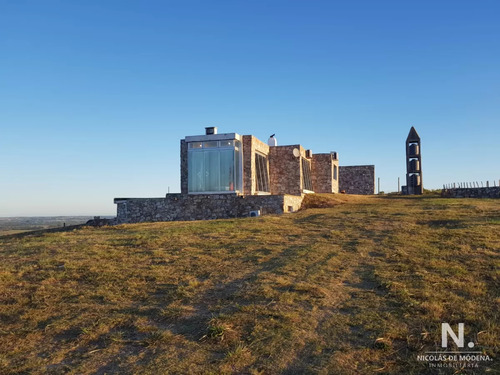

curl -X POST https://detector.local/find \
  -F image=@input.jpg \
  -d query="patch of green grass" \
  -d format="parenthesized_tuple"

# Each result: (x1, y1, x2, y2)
(0, 195, 499, 374)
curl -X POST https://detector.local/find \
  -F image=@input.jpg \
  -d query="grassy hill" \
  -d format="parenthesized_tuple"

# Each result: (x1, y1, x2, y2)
(0, 195, 499, 374)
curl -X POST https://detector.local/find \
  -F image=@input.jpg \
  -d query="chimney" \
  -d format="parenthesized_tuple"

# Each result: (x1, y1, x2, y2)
(205, 126, 217, 135)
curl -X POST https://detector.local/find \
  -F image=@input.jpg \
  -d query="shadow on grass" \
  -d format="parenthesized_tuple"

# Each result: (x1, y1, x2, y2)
(282, 263, 407, 374)
(419, 219, 467, 229)
(85, 243, 330, 373)
(377, 194, 441, 200)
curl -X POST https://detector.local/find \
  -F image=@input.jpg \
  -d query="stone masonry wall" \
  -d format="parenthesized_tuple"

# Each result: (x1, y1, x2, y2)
(180, 139, 188, 194)
(312, 153, 339, 193)
(242, 135, 270, 195)
(242, 136, 253, 195)
(115, 194, 304, 224)
(441, 187, 500, 198)
(339, 165, 375, 195)
(269, 145, 304, 196)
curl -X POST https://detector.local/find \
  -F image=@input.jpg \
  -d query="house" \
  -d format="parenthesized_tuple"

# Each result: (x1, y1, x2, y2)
(114, 127, 374, 223)
(181, 127, 339, 196)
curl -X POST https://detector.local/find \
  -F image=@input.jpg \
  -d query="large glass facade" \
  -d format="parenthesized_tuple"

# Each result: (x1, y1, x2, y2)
(188, 140, 242, 193)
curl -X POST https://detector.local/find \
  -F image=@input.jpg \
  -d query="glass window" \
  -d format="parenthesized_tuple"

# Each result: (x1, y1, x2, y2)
(220, 140, 235, 147)
(188, 140, 242, 193)
(188, 151, 205, 192)
(204, 150, 220, 191)
(302, 158, 313, 191)
(255, 153, 270, 192)
(235, 147, 241, 191)
(188, 142, 203, 149)
(203, 141, 219, 148)
(220, 149, 234, 191)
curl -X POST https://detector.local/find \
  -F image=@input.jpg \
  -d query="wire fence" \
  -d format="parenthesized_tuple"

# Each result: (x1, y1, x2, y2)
(443, 180, 500, 189)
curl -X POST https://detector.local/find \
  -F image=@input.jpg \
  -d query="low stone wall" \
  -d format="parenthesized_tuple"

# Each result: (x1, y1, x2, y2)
(339, 165, 375, 195)
(441, 187, 500, 198)
(115, 194, 304, 224)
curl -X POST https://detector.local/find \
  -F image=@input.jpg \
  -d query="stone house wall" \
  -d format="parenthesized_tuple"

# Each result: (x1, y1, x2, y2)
(242, 135, 270, 195)
(116, 131, 377, 224)
(180, 135, 346, 197)
(312, 153, 339, 193)
(339, 165, 375, 195)
(180, 139, 188, 194)
(115, 193, 304, 224)
(269, 145, 305, 196)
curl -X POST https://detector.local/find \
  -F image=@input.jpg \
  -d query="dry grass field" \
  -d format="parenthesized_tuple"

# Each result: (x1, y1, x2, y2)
(0, 195, 499, 374)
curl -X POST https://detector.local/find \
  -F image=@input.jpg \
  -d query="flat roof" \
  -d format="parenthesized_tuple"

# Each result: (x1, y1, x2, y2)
(185, 133, 241, 142)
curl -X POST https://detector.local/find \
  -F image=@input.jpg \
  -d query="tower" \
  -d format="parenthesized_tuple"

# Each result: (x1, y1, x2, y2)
(405, 126, 423, 194)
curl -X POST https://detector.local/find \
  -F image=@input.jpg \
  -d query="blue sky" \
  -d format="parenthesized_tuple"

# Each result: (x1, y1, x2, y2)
(1, 0, 499, 216)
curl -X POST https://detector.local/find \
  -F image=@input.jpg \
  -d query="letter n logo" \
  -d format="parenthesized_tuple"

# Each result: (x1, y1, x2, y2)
(442, 323, 464, 348)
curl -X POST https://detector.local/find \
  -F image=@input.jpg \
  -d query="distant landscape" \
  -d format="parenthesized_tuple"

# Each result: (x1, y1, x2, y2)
(0, 194, 498, 374)
(0, 217, 113, 236)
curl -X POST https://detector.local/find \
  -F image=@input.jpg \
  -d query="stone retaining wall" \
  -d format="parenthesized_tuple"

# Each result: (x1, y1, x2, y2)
(115, 194, 304, 224)
(441, 187, 500, 198)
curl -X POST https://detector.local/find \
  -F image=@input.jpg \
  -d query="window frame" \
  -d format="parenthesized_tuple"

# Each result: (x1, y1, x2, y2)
(187, 140, 243, 194)
(301, 157, 314, 192)
(255, 152, 270, 193)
